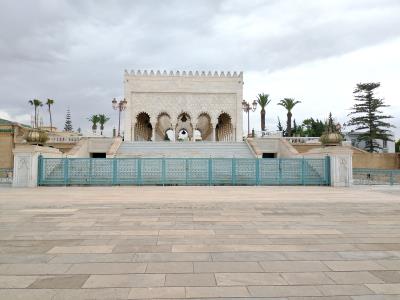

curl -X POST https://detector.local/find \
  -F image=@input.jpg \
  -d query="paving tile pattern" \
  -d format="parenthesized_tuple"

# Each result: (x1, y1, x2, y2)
(0, 186, 399, 299)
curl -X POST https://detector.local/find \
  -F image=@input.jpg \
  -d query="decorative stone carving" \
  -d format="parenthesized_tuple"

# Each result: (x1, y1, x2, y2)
(12, 145, 62, 188)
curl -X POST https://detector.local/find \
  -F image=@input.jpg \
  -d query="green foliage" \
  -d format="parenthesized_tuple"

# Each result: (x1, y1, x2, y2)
(396, 139, 400, 153)
(256, 93, 271, 109)
(302, 118, 326, 137)
(346, 82, 394, 152)
(46, 99, 54, 106)
(277, 117, 284, 133)
(277, 98, 301, 112)
(28, 99, 43, 128)
(292, 119, 304, 136)
(257, 93, 271, 131)
(277, 98, 301, 136)
(46, 99, 55, 131)
(64, 108, 73, 132)
(87, 114, 100, 132)
(97, 114, 110, 135)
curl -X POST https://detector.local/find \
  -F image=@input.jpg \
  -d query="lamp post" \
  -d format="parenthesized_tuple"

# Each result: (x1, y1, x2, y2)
(242, 99, 257, 137)
(112, 98, 127, 137)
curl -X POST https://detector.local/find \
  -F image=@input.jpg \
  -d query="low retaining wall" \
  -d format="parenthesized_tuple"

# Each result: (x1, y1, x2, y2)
(353, 152, 399, 169)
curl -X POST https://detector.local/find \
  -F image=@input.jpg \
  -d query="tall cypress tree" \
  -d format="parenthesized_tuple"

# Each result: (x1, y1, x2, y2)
(347, 82, 394, 152)
(64, 108, 73, 132)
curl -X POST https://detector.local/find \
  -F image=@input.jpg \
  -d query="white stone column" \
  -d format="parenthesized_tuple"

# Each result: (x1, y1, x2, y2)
(329, 154, 353, 187)
(151, 123, 156, 141)
(12, 145, 62, 188)
(212, 126, 216, 142)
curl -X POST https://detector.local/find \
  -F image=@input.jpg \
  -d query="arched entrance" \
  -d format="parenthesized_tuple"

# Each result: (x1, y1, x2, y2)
(216, 113, 233, 141)
(196, 113, 212, 141)
(155, 112, 173, 141)
(134, 112, 152, 141)
(175, 112, 193, 141)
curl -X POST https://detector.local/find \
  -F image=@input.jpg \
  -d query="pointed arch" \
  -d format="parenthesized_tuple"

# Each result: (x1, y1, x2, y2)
(134, 112, 152, 141)
(216, 112, 233, 141)
(155, 112, 172, 141)
(175, 112, 193, 140)
(196, 112, 212, 141)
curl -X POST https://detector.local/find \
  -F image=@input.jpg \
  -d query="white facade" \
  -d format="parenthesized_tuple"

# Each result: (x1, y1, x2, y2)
(344, 132, 396, 153)
(123, 70, 243, 142)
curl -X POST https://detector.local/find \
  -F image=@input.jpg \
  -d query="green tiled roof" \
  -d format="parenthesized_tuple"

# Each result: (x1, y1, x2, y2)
(0, 118, 13, 125)
(0, 118, 31, 128)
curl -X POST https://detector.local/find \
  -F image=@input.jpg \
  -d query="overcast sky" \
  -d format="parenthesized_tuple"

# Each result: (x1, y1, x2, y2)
(0, 0, 399, 138)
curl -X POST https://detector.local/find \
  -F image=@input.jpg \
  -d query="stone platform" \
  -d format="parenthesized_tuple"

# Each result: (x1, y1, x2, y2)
(0, 186, 399, 299)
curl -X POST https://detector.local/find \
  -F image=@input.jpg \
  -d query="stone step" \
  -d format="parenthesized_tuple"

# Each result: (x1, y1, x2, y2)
(117, 142, 254, 158)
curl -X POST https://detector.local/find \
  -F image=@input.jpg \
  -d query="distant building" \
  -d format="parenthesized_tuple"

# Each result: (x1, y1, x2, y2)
(344, 131, 395, 153)
(0, 118, 30, 170)
(0, 118, 81, 171)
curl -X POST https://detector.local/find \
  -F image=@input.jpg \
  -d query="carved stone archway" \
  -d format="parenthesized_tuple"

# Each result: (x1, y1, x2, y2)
(196, 112, 212, 141)
(155, 112, 172, 141)
(175, 112, 193, 141)
(216, 112, 233, 141)
(134, 112, 152, 141)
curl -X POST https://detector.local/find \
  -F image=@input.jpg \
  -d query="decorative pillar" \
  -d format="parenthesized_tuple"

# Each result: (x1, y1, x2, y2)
(151, 124, 156, 141)
(12, 145, 62, 188)
(171, 123, 176, 142)
(212, 126, 216, 142)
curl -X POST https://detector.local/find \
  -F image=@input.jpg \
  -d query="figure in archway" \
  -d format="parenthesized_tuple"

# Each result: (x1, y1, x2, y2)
(175, 112, 193, 141)
(216, 113, 233, 141)
(134, 112, 152, 141)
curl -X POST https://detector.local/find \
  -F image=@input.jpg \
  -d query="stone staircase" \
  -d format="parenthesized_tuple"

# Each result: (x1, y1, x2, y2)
(116, 141, 255, 158)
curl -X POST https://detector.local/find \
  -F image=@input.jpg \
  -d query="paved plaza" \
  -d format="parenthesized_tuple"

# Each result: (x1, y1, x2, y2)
(0, 186, 400, 299)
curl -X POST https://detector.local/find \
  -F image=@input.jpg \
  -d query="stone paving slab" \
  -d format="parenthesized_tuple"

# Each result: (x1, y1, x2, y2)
(0, 185, 399, 299)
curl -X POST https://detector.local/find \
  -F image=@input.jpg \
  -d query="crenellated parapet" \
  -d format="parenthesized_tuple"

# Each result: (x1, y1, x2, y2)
(124, 69, 243, 78)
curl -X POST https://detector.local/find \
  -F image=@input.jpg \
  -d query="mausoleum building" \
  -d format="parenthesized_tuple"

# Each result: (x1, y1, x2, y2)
(123, 70, 243, 142)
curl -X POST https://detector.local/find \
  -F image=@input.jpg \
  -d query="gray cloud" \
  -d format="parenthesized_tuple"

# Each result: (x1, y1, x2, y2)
(0, 0, 399, 133)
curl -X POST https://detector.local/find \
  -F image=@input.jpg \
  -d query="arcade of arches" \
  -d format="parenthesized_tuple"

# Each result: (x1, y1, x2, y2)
(134, 112, 234, 142)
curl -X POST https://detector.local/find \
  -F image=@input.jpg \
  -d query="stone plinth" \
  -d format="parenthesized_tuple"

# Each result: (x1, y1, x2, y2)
(12, 145, 62, 188)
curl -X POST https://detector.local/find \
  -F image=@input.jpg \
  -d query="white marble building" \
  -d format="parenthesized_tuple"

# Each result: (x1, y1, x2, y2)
(123, 70, 244, 142)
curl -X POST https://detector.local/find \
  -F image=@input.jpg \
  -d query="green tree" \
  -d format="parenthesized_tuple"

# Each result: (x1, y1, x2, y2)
(395, 139, 400, 153)
(64, 108, 73, 132)
(46, 99, 55, 131)
(302, 118, 326, 137)
(97, 114, 110, 135)
(292, 119, 304, 136)
(277, 98, 301, 136)
(88, 114, 100, 133)
(256, 93, 271, 132)
(277, 117, 286, 136)
(346, 82, 394, 152)
(28, 99, 43, 129)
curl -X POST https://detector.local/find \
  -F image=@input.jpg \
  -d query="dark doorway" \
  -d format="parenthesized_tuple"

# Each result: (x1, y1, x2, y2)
(91, 153, 106, 158)
(262, 153, 276, 158)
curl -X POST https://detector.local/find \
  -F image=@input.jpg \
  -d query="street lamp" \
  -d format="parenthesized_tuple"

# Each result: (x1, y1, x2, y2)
(112, 98, 127, 137)
(242, 99, 257, 136)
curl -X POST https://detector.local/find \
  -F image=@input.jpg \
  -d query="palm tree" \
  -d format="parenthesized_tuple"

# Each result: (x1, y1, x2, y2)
(256, 93, 271, 132)
(46, 99, 55, 131)
(97, 114, 110, 135)
(277, 98, 301, 136)
(28, 99, 43, 128)
(88, 114, 100, 134)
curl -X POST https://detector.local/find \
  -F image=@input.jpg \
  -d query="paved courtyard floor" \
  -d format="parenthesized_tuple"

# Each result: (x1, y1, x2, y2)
(0, 186, 400, 299)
